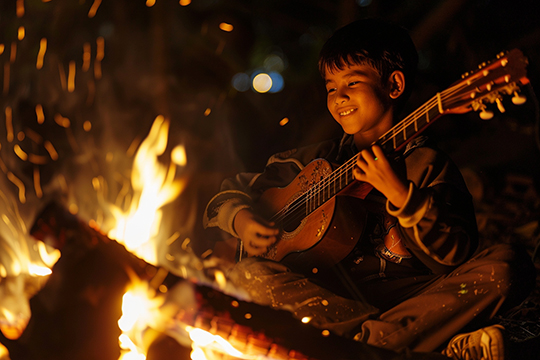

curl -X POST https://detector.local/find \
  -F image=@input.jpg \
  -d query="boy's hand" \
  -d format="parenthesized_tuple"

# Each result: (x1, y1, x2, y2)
(353, 145, 408, 208)
(233, 208, 280, 256)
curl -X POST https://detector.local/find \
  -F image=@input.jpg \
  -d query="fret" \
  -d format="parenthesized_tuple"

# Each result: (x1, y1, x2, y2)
(436, 92, 444, 114)
(405, 120, 417, 141)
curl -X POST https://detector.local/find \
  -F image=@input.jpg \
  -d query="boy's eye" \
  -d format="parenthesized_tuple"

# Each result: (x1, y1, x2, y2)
(348, 81, 359, 86)
(326, 88, 336, 94)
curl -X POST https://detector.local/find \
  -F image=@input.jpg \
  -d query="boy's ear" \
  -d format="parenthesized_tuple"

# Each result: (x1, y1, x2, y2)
(388, 70, 405, 99)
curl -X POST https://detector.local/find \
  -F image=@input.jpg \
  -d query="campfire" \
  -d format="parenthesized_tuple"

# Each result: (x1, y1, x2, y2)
(0, 113, 358, 360)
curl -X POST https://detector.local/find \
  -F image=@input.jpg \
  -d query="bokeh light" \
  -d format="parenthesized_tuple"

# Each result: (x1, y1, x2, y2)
(232, 73, 250, 92)
(267, 72, 284, 93)
(252, 73, 272, 93)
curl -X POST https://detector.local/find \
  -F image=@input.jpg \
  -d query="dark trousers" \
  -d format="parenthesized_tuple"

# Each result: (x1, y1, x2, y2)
(228, 243, 535, 353)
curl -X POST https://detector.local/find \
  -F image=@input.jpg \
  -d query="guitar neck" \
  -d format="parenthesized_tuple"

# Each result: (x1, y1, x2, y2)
(377, 93, 445, 153)
(303, 94, 442, 214)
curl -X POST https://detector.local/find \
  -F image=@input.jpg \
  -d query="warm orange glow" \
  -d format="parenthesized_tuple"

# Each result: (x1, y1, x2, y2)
(179, 0, 191, 6)
(171, 145, 187, 166)
(16, 0, 24, 17)
(204, 108, 211, 116)
(68, 60, 76, 92)
(54, 114, 70, 128)
(0, 44, 4, 55)
(10, 42, 17, 63)
(36, 38, 47, 69)
(28, 154, 48, 165)
(43, 140, 58, 160)
(82, 42, 91, 71)
(7, 172, 26, 203)
(17, 26, 25, 41)
(5, 106, 13, 142)
(279, 117, 289, 126)
(95, 37, 105, 79)
(83, 120, 92, 131)
(96, 36, 105, 61)
(88, 0, 102, 18)
(36, 242, 61, 268)
(219, 23, 234, 32)
(35, 104, 45, 124)
(33, 167, 43, 198)
(14, 144, 28, 161)
(146, 0, 156, 7)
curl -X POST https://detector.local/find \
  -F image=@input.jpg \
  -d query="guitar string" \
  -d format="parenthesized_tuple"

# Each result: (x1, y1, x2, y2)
(269, 82, 465, 226)
(270, 79, 472, 226)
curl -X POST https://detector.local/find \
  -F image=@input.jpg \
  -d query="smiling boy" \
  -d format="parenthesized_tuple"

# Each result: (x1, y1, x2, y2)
(204, 18, 535, 360)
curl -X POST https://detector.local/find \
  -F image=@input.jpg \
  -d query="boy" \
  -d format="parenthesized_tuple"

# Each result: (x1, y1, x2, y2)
(203, 18, 535, 359)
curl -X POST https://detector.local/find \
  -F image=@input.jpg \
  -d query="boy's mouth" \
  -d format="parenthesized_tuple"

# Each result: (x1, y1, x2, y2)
(339, 108, 357, 116)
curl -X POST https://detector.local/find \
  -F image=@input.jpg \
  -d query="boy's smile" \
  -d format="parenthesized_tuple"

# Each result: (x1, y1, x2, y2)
(325, 63, 395, 149)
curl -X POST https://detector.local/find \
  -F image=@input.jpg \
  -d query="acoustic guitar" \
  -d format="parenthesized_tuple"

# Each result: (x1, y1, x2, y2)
(232, 49, 529, 275)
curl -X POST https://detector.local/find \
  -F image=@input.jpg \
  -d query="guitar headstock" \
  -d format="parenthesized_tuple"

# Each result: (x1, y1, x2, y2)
(442, 49, 529, 119)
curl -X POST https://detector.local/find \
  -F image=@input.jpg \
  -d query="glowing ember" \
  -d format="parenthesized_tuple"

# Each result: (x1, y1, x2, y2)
(187, 326, 244, 359)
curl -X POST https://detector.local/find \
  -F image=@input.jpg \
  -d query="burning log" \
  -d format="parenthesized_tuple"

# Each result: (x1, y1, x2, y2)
(0, 202, 446, 360)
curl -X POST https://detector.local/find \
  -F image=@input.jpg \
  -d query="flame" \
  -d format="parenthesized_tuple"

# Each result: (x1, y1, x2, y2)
(108, 115, 185, 359)
(108, 115, 184, 265)
(117, 281, 165, 360)
(187, 327, 245, 359)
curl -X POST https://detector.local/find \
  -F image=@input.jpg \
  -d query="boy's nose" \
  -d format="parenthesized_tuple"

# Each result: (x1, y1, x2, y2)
(335, 89, 349, 104)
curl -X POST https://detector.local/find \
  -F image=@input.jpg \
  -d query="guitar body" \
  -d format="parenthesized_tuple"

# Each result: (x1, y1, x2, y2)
(255, 159, 369, 274)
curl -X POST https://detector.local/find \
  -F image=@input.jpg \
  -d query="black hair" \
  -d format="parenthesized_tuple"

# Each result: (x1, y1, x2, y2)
(318, 18, 418, 107)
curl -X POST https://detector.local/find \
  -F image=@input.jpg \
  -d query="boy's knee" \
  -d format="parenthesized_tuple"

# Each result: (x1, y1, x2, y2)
(477, 243, 535, 305)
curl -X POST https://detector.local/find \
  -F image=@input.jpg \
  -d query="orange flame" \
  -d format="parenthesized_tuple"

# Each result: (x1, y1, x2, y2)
(107, 115, 184, 265)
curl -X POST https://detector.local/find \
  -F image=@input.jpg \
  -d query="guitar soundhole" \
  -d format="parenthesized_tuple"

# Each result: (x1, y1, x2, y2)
(281, 217, 306, 240)
(279, 191, 308, 237)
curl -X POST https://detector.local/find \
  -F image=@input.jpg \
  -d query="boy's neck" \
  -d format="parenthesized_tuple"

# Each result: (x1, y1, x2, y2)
(352, 113, 395, 151)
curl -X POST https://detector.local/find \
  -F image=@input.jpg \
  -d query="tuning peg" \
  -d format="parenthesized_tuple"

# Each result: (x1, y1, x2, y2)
(479, 109, 494, 120)
(495, 98, 506, 113)
(512, 91, 527, 105)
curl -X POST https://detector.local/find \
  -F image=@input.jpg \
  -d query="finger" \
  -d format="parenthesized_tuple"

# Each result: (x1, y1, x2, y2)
(352, 165, 365, 180)
(245, 240, 270, 256)
(371, 145, 385, 161)
(252, 235, 278, 248)
(256, 225, 280, 236)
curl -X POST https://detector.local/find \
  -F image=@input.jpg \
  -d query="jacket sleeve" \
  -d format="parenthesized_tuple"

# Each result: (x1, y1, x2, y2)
(387, 146, 479, 274)
(203, 139, 340, 238)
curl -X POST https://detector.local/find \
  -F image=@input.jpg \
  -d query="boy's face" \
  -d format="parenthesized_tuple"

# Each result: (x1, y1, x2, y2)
(324, 63, 393, 136)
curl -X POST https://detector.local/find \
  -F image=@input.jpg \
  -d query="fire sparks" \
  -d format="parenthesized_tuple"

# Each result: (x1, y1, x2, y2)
(88, 0, 102, 18)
